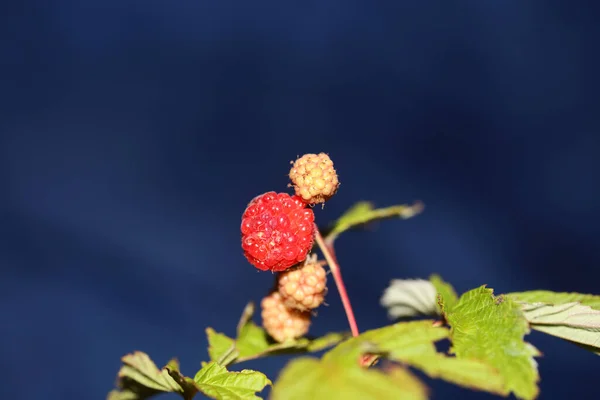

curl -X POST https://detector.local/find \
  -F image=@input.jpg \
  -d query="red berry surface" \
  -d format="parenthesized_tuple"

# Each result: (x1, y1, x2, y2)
(241, 191, 315, 272)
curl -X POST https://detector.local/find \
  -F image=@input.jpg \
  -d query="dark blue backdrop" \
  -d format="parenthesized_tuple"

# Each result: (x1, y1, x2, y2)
(2, 1, 599, 399)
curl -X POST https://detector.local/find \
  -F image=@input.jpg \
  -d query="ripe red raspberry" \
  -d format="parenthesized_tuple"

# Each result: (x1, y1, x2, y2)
(278, 260, 328, 311)
(289, 152, 339, 205)
(261, 291, 311, 343)
(241, 191, 315, 272)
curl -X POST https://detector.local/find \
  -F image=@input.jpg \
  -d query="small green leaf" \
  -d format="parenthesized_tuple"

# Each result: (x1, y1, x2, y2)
(235, 322, 347, 363)
(235, 318, 311, 362)
(429, 274, 459, 312)
(107, 351, 191, 399)
(271, 357, 428, 400)
(445, 286, 539, 400)
(380, 279, 438, 319)
(194, 361, 271, 400)
(206, 328, 239, 366)
(164, 358, 200, 399)
(237, 320, 274, 358)
(325, 201, 424, 243)
(120, 352, 182, 392)
(519, 301, 600, 353)
(212, 302, 347, 365)
(508, 291, 600, 310)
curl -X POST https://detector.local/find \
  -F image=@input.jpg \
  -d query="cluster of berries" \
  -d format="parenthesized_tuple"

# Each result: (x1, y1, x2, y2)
(240, 153, 340, 342)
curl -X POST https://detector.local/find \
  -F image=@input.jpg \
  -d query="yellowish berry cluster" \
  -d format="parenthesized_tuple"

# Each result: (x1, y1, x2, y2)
(260, 291, 311, 343)
(278, 261, 328, 311)
(289, 152, 339, 204)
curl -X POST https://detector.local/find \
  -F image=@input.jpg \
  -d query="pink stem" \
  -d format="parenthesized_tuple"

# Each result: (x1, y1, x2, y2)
(314, 226, 360, 337)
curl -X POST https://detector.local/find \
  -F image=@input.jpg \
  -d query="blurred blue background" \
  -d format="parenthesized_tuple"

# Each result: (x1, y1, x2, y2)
(1, 1, 599, 399)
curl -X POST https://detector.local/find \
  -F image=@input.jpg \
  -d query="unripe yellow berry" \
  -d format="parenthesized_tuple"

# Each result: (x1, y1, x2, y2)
(278, 261, 328, 311)
(261, 291, 311, 343)
(289, 153, 339, 204)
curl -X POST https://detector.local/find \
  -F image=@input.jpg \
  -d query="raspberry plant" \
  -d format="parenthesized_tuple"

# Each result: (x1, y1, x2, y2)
(108, 153, 600, 400)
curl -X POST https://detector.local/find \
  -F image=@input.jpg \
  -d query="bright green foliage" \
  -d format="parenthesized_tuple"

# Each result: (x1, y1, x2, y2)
(324, 320, 449, 363)
(109, 284, 600, 400)
(508, 290, 600, 309)
(444, 286, 540, 400)
(429, 274, 458, 312)
(402, 354, 505, 394)
(107, 351, 270, 400)
(519, 301, 600, 354)
(324, 320, 505, 395)
(271, 357, 428, 400)
(372, 322, 504, 394)
(107, 352, 197, 400)
(206, 328, 238, 366)
(324, 201, 424, 243)
(206, 302, 348, 366)
(236, 319, 277, 360)
(164, 359, 203, 399)
(193, 361, 271, 400)
(273, 320, 508, 399)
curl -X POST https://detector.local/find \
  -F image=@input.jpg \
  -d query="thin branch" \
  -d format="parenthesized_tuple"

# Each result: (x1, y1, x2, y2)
(314, 225, 360, 337)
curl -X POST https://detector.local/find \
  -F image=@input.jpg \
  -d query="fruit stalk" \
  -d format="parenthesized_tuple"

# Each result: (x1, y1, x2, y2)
(314, 225, 360, 337)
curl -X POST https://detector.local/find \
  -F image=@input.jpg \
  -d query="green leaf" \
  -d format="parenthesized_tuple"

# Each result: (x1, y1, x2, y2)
(194, 361, 271, 400)
(508, 290, 600, 310)
(206, 328, 239, 366)
(271, 357, 428, 400)
(324, 320, 447, 364)
(380, 279, 438, 319)
(164, 358, 201, 399)
(519, 301, 600, 353)
(324, 320, 505, 395)
(206, 302, 348, 365)
(107, 351, 193, 400)
(234, 320, 348, 363)
(325, 201, 424, 243)
(231, 302, 296, 362)
(445, 286, 540, 400)
(119, 352, 182, 392)
(429, 274, 459, 312)
(372, 324, 505, 394)
(402, 355, 505, 394)
(236, 319, 277, 359)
